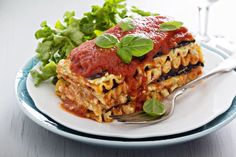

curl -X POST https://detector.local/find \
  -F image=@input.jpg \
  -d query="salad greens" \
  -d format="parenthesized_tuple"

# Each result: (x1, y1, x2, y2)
(31, 61, 57, 86)
(32, 12, 83, 86)
(95, 33, 154, 63)
(31, 0, 158, 86)
(79, 0, 127, 40)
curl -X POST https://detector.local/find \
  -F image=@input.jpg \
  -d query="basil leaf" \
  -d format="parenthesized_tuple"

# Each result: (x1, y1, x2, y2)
(159, 21, 183, 32)
(117, 48, 132, 63)
(119, 34, 153, 57)
(95, 34, 153, 63)
(95, 34, 119, 48)
(143, 98, 166, 117)
(119, 18, 135, 31)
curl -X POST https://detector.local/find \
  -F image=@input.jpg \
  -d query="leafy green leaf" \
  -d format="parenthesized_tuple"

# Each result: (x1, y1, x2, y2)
(63, 11, 75, 25)
(61, 22, 84, 45)
(40, 21, 47, 27)
(32, 11, 84, 86)
(159, 21, 183, 32)
(94, 30, 104, 36)
(79, 0, 127, 38)
(95, 34, 153, 63)
(143, 98, 166, 116)
(55, 20, 65, 30)
(64, 11, 75, 19)
(35, 27, 54, 39)
(31, 61, 57, 86)
(131, 6, 159, 16)
(119, 34, 153, 57)
(95, 34, 119, 48)
(79, 17, 95, 35)
(117, 48, 132, 63)
(119, 18, 135, 31)
(36, 41, 53, 63)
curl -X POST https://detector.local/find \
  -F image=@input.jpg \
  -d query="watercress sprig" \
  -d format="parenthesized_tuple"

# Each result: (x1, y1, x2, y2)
(95, 33, 153, 63)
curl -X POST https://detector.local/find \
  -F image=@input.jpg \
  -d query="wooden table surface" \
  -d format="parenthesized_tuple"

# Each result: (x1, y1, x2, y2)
(1, 0, 236, 156)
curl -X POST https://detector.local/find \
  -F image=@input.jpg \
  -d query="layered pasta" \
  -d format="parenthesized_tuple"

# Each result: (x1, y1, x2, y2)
(55, 16, 204, 122)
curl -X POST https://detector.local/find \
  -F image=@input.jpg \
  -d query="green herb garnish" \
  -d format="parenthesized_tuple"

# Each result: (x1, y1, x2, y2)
(119, 18, 135, 31)
(143, 98, 166, 117)
(95, 34, 153, 63)
(159, 21, 183, 32)
(95, 34, 119, 48)
(119, 34, 153, 57)
(117, 48, 132, 63)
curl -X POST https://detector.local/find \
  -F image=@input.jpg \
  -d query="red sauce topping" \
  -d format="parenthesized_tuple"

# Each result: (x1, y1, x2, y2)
(69, 16, 194, 109)
(70, 16, 193, 78)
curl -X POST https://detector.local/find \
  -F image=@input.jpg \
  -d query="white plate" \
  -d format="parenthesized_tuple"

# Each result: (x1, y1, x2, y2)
(26, 48, 236, 139)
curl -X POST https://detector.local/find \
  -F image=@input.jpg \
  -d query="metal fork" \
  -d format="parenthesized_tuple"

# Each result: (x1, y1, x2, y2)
(110, 54, 236, 124)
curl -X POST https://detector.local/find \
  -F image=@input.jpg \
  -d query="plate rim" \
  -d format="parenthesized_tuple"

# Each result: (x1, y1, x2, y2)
(15, 44, 236, 147)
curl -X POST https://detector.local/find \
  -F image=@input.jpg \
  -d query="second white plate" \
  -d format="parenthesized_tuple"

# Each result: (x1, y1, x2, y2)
(26, 47, 236, 139)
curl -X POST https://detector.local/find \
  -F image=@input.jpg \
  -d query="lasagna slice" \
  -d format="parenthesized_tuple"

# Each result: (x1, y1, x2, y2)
(56, 16, 204, 122)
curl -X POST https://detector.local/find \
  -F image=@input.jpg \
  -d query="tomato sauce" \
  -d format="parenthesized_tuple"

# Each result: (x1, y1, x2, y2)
(61, 99, 87, 117)
(69, 16, 194, 109)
